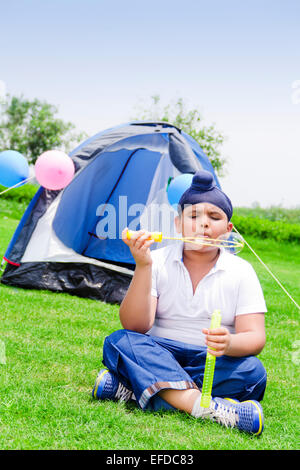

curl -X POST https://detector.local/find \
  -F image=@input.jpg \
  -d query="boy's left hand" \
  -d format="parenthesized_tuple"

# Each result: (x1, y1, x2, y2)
(202, 327, 231, 357)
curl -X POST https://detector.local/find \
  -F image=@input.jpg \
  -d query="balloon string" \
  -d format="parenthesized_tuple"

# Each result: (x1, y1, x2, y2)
(232, 224, 300, 311)
(0, 176, 35, 196)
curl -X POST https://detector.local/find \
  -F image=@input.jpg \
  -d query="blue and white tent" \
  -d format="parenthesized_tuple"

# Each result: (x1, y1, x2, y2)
(1, 122, 220, 303)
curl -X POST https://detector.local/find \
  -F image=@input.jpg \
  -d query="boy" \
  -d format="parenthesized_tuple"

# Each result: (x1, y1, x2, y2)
(92, 170, 267, 435)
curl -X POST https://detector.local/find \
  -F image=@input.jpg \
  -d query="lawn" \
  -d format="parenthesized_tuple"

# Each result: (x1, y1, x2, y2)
(0, 213, 299, 450)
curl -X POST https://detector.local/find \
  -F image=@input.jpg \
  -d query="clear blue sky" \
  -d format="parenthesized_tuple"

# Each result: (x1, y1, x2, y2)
(1, 0, 300, 207)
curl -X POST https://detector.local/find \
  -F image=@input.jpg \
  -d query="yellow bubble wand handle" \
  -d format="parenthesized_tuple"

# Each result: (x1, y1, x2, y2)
(126, 230, 163, 242)
(200, 309, 222, 408)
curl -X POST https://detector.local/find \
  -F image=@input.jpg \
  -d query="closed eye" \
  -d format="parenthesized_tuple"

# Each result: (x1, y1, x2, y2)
(209, 212, 222, 220)
(188, 211, 223, 220)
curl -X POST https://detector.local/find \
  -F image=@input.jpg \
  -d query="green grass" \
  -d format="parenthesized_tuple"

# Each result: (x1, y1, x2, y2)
(0, 213, 299, 450)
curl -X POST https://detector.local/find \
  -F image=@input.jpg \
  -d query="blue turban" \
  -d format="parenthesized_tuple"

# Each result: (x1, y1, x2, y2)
(178, 170, 233, 221)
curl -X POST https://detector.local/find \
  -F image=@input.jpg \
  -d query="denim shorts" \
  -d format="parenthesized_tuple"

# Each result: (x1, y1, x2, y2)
(102, 329, 267, 411)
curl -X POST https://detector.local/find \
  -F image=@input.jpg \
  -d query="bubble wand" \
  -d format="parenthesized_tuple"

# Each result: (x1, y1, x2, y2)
(126, 230, 244, 252)
(200, 309, 222, 408)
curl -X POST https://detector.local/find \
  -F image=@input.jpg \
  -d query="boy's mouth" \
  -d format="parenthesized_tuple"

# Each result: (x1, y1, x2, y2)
(188, 233, 212, 239)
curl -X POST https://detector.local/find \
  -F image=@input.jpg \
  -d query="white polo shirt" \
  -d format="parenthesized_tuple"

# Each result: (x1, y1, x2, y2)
(148, 242, 267, 346)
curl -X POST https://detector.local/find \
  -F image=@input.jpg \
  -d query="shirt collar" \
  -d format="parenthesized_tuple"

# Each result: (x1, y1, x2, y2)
(211, 247, 228, 272)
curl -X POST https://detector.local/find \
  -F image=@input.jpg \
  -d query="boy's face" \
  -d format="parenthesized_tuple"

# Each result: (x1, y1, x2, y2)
(175, 202, 233, 251)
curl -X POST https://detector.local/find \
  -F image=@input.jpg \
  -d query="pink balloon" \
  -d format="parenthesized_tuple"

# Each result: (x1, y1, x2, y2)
(35, 150, 75, 190)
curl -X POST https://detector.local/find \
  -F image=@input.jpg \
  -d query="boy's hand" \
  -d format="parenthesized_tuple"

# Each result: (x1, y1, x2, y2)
(122, 228, 155, 268)
(202, 327, 231, 357)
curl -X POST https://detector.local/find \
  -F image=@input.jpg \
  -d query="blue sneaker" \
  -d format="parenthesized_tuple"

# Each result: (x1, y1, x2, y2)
(209, 397, 264, 436)
(92, 369, 134, 402)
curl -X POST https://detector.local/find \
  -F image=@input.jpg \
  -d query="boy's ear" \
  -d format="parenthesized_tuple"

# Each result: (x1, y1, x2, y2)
(227, 221, 233, 233)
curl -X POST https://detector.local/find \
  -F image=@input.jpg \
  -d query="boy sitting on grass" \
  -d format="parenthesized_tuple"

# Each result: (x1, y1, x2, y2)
(92, 170, 267, 436)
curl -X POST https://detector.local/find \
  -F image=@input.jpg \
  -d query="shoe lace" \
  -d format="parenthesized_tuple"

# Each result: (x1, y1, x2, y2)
(115, 382, 133, 402)
(212, 401, 238, 428)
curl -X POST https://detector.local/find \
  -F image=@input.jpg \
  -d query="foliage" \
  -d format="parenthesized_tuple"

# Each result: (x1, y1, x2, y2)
(232, 215, 300, 244)
(0, 95, 86, 164)
(0, 184, 39, 219)
(235, 205, 300, 225)
(0, 183, 38, 202)
(133, 95, 227, 176)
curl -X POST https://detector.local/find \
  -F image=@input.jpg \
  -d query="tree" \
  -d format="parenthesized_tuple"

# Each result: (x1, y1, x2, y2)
(133, 95, 227, 176)
(0, 95, 86, 164)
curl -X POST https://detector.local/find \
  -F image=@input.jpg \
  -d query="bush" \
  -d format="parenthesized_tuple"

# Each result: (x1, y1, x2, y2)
(234, 206, 300, 224)
(0, 183, 39, 219)
(0, 183, 39, 203)
(232, 215, 300, 244)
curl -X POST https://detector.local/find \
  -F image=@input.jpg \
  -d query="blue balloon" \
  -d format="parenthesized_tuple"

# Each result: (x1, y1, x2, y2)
(167, 173, 194, 207)
(0, 150, 29, 187)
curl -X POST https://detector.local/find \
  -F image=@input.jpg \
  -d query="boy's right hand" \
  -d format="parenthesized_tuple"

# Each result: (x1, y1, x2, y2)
(122, 228, 155, 267)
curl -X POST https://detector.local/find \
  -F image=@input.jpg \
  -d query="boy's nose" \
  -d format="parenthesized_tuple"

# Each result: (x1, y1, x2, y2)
(199, 217, 209, 228)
